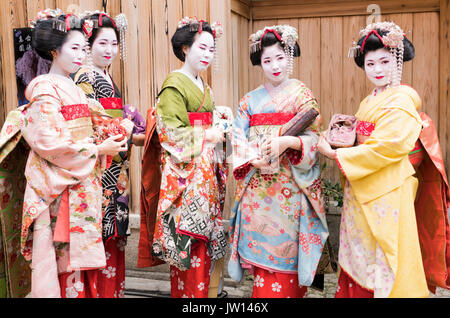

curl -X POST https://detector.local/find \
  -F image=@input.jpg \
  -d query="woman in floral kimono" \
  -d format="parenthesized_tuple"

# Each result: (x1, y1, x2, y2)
(228, 25, 329, 298)
(17, 10, 130, 298)
(72, 11, 146, 298)
(144, 18, 228, 298)
(318, 21, 429, 298)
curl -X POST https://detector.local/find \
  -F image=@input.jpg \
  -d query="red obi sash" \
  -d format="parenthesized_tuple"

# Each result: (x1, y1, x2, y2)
(60, 104, 90, 121)
(99, 97, 123, 110)
(249, 113, 296, 127)
(188, 112, 213, 126)
(356, 120, 375, 136)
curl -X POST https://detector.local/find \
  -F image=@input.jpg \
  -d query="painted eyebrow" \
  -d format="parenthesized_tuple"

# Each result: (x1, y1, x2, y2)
(263, 53, 284, 60)
(366, 56, 390, 62)
(198, 43, 214, 49)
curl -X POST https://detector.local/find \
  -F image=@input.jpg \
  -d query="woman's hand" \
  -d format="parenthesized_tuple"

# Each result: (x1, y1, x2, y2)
(120, 118, 134, 139)
(250, 157, 271, 169)
(262, 136, 299, 161)
(205, 127, 225, 145)
(97, 134, 128, 156)
(317, 132, 336, 159)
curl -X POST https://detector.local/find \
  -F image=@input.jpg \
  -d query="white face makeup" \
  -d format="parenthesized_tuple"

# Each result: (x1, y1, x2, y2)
(184, 31, 215, 76)
(90, 28, 119, 70)
(261, 43, 289, 86)
(53, 30, 87, 75)
(364, 47, 396, 89)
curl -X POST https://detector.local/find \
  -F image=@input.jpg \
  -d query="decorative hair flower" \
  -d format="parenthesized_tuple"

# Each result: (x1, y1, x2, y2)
(211, 21, 224, 39)
(176, 16, 223, 71)
(29, 8, 64, 28)
(177, 16, 223, 39)
(359, 21, 404, 49)
(348, 21, 406, 87)
(80, 11, 129, 60)
(249, 25, 298, 75)
(177, 16, 199, 29)
(249, 25, 298, 53)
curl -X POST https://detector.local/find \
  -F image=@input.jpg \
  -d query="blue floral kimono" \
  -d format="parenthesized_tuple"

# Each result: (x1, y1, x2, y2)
(228, 79, 329, 286)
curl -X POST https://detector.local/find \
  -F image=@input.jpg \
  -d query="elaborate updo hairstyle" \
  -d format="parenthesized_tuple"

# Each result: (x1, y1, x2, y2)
(32, 13, 86, 61)
(250, 31, 300, 66)
(86, 13, 120, 46)
(354, 29, 415, 69)
(171, 22, 215, 62)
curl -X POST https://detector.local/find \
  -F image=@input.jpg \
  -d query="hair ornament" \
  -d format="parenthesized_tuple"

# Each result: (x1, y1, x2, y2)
(30, 8, 86, 35)
(177, 16, 223, 39)
(177, 16, 223, 72)
(114, 13, 128, 61)
(80, 11, 128, 61)
(349, 21, 406, 87)
(30, 8, 63, 29)
(249, 25, 298, 75)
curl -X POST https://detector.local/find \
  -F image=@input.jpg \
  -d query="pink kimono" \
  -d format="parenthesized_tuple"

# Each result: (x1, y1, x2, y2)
(20, 74, 108, 298)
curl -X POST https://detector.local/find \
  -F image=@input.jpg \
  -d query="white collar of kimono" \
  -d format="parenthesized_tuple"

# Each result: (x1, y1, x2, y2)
(175, 68, 205, 94)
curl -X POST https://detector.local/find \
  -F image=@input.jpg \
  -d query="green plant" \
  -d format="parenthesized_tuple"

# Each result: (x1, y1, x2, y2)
(320, 162, 343, 208)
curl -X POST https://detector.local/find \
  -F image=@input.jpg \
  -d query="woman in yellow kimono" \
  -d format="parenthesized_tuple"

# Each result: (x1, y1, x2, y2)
(318, 21, 429, 297)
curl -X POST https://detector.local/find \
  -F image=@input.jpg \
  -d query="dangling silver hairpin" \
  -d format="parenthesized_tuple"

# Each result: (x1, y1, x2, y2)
(114, 14, 128, 61)
(348, 40, 361, 58)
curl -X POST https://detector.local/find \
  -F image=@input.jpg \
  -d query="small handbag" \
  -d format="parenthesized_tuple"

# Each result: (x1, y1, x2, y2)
(326, 114, 357, 148)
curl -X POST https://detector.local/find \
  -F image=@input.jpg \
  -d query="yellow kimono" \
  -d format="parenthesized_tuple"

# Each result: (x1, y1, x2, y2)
(335, 85, 428, 298)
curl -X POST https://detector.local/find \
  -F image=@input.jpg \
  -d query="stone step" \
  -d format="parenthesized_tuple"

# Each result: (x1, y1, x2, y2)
(124, 270, 253, 298)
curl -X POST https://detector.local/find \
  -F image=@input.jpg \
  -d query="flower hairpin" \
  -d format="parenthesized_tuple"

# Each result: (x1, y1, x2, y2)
(348, 21, 406, 87)
(177, 17, 224, 71)
(249, 25, 298, 75)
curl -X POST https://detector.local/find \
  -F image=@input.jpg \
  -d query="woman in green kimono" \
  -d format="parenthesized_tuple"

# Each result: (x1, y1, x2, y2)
(148, 17, 228, 298)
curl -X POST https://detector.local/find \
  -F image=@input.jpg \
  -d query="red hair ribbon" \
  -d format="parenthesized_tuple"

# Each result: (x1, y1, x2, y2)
(198, 19, 205, 34)
(360, 29, 386, 53)
(260, 28, 282, 44)
(99, 13, 117, 28)
(65, 14, 73, 31)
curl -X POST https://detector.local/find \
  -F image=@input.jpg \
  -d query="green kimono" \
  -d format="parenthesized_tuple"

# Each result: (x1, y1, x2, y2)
(151, 71, 228, 270)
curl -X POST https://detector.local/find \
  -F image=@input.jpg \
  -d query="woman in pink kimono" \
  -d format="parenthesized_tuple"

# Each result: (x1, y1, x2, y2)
(19, 10, 130, 298)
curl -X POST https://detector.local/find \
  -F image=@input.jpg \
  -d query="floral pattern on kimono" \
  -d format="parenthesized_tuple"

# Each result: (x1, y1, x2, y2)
(151, 71, 228, 271)
(228, 79, 329, 287)
(73, 68, 146, 241)
(19, 74, 107, 297)
(0, 110, 31, 297)
(335, 84, 429, 298)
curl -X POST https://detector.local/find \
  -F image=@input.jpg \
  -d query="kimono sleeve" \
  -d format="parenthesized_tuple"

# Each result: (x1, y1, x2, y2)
(156, 87, 206, 163)
(285, 99, 321, 172)
(21, 81, 99, 180)
(336, 97, 422, 182)
(124, 104, 146, 135)
(232, 94, 260, 180)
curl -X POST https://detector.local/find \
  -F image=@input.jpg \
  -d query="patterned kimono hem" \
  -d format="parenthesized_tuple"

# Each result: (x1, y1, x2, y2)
(240, 254, 298, 277)
(176, 224, 209, 243)
(339, 264, 374, 293)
